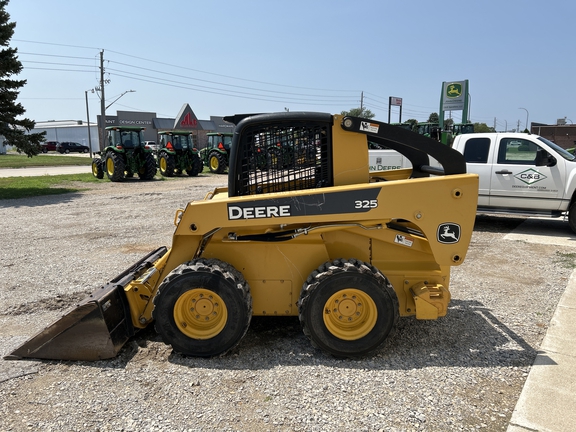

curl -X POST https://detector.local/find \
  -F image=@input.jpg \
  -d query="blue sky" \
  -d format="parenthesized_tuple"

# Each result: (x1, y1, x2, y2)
(7, 0, 576, 131)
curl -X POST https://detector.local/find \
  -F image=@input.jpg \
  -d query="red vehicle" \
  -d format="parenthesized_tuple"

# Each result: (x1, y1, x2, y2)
(41, 141, 59, 152)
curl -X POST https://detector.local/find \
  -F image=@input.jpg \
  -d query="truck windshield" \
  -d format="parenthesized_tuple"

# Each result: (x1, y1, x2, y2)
(537, 136, 575, 161)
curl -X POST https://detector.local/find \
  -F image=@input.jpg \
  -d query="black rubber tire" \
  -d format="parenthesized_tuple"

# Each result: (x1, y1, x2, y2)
(159, 153, 175, 177)
(568, 201, 576, 234)
(91, 158, 104, 179)
(187, 155, 203, 177)
(139, 153, 157, 180)
(298, 258, 399, 358)
(105, 152, 125, 182)
(208, 152, 227, 174)
(153, 258, 252, 357)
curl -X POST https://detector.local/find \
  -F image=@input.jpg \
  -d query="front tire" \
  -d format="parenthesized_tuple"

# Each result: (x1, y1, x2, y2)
(159, 153, 175, 177)
(187, 155, 203, 177)
(153, 258, 252, 357)
(139, 153, 157, 180)
(298, 259, 399, 358)
(208, 152, 227, 174)
(91, 158, 104, 179)
(568, 201, 576, 234)
(105, 152, 125, 182)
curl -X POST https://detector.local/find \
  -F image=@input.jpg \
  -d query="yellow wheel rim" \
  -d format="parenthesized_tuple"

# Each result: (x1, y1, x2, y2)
(174, 289, 228, 340)
(323, 288, 377, 340)
(91, 163, 99, 176)
(210, 156, 219, 171)
(106, 157, 114, 175)
(160, 157, 167, 172)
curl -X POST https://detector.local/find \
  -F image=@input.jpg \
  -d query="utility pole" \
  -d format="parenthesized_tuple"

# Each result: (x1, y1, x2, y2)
(85, 90, 93, 158)
(99, 50, 106, 151)
(360, 91, 364, 111)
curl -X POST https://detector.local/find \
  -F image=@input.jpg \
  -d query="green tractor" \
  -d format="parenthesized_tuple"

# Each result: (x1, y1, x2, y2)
(200, 132, 233, 174)
(92, 126, 157, 182)
(157, 131, 203, 177)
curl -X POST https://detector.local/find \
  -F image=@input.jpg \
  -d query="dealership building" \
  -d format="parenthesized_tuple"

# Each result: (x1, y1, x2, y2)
(3, 104, 235, 154)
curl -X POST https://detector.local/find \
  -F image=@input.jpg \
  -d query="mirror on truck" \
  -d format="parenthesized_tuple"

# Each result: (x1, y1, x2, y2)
(535, 148, 557, 167)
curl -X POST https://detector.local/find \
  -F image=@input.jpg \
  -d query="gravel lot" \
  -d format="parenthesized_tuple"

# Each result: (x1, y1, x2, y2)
(0, 174, 574, 431)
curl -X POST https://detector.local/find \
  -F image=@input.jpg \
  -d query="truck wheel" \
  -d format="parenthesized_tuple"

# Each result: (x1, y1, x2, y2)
(153, 259, 252, 357)
(298, 259, 398, 358)
(139, 153, 157, 180)
(187, 156, 203, 177)
(91, 158, 104, 179)
(209, 152, 226, 174)
(569, 202, 576, 234)
(105, 152, 125, 182)
(159, 153, 175, 177)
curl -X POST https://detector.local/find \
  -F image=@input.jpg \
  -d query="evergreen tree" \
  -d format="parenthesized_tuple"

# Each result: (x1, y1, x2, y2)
(0, 0, 44, 156)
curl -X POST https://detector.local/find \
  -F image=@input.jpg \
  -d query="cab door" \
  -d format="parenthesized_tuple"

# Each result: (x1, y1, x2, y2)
(488, 137, 564, 210)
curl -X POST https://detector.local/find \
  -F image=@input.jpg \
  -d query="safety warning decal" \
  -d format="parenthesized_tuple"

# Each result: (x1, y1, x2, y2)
(360, 121, 379, 133)
(394, 234, 413, 247)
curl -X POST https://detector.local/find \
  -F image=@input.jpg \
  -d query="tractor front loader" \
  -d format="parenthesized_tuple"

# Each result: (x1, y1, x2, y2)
(7, 113, 478, 361)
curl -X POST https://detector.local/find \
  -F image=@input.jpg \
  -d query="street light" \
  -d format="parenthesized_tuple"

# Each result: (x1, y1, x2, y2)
(106, 90, 136, 110)
(519, 107, 529, 132)
(106, 90, 136, 109)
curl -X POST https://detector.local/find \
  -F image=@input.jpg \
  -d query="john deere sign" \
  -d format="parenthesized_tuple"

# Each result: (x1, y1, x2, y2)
(441, 81, 467, 111)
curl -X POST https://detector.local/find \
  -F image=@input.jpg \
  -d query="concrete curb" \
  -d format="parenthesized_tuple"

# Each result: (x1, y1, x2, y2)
(508, 268, 576, 431)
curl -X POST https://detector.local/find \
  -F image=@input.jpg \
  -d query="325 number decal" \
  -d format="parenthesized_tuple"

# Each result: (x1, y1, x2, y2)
(354, 199, 378, 209)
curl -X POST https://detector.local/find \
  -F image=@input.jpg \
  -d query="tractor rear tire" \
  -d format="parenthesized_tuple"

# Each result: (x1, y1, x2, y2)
(139, 153, 157, 180)
(153, 258, 252, 357)
(298, 258, 399, 358)
(208, 152, 227, 174)
(105, 152, 125, 182)
(187, 156, 203, 177)
(91, 158, 104, 179)
(159, 153, 175, 177)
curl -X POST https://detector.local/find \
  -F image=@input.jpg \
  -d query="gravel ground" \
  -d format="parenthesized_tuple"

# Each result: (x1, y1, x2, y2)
(0, 174, 574, 431)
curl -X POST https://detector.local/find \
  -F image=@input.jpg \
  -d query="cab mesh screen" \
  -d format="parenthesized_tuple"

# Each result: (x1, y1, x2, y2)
(233, 122, 332, 196)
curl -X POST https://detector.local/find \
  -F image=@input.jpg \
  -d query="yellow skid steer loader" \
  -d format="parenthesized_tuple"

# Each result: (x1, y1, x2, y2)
(7, 113, 478, 361)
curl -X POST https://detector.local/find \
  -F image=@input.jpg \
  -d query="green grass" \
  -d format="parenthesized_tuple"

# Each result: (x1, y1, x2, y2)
(553, 251, 576, 269)
(0, 173, 99, 200)
(0, 154, 92, 168)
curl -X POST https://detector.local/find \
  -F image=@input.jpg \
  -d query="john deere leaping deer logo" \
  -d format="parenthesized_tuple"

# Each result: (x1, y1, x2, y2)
(437, 223, 461, 244)
(446, 83, 462, 98)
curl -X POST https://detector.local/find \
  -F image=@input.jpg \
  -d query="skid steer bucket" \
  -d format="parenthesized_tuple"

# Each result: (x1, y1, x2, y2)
(6, 247, 167, 361)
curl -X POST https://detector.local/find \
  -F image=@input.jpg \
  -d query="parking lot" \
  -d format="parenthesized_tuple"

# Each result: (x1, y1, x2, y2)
(0, 176, 575, 431)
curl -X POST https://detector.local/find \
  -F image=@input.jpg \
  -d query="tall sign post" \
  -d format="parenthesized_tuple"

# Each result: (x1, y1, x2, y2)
(388, 97, 403, 124)
(439, 80, 470, 144)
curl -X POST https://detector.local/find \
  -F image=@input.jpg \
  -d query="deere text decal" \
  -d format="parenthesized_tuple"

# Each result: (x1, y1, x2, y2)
(227, 189, 380, 220)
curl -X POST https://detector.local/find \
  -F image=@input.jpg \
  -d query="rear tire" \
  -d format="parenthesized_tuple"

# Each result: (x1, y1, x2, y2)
(105, 152, 125, 182)
(159, 153, 175, 177)
(91, 158, 104, 179)
(298, 258, 398, 358)
(153, 258, 252, 357)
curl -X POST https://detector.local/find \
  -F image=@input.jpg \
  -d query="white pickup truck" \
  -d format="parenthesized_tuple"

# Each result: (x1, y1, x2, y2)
(369, 133, 576, 232)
